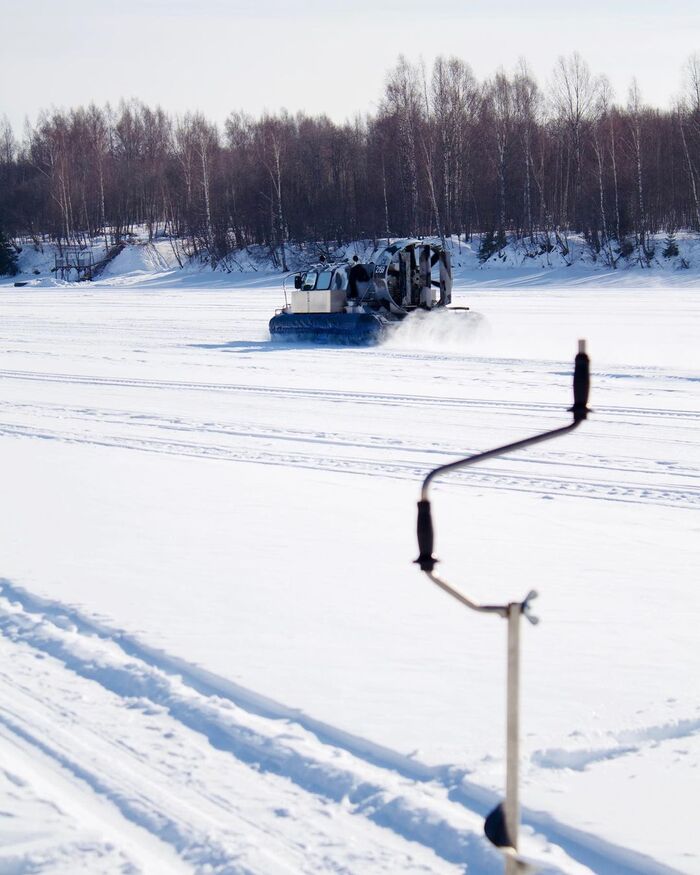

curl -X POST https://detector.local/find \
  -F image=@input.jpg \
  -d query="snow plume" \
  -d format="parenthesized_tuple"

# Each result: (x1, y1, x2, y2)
(383, 307, 487, 353)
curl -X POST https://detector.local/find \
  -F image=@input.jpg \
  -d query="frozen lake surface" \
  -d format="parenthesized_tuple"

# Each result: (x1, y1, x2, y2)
(0, 267, 698, 874)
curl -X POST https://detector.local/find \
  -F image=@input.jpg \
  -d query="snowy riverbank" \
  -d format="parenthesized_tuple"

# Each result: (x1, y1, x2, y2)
(8, 230, 700, 286)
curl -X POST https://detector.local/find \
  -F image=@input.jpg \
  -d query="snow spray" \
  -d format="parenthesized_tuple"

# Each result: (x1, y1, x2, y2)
(383, 307, 486, 352)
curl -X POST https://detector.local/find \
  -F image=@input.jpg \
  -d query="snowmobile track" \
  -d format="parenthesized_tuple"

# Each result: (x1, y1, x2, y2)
(0, 367, 697, 424)
(1, 396, 698, 478)
(0, 365, 697, 511)
(0, 419, 696, 509)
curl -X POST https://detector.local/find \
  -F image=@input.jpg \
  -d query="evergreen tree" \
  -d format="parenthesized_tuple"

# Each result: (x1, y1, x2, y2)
(478, 228, 507, 262)
(0, 229, 18, 276)
(662, 231, 679, 258)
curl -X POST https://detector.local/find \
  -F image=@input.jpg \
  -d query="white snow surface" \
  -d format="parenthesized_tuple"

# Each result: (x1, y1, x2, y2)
(0, 258, 698, 874)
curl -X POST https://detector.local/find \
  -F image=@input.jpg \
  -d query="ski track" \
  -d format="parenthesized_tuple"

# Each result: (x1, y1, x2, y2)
(0, 579, 686, 875)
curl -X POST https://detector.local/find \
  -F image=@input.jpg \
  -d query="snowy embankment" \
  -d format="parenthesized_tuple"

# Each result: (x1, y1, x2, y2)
(0, 258, 698, 874)
(9, 228, 700, 283)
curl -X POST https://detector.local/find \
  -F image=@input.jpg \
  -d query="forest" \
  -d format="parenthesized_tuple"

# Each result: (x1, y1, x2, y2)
(1, 52, 699, 270)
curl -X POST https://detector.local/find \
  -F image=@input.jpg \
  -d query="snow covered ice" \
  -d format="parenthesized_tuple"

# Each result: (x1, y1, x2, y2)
(0, 253, 698, 874)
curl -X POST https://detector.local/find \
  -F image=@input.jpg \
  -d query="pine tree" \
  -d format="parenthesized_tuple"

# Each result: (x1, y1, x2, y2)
(478, 228, 507, 263)
(662, 231, 679, 258)
(0, 229, 18, 276)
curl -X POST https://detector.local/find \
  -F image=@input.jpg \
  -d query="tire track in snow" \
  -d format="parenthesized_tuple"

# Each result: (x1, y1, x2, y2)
(0, 579, 683, 875)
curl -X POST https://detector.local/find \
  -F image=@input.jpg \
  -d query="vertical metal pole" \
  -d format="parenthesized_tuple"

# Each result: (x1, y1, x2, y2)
(505, 602, 521, 875)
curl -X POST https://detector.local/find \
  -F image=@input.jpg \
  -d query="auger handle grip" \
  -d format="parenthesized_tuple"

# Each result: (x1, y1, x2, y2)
(415, 499, 437, 572)
(572, 340, 590, 422)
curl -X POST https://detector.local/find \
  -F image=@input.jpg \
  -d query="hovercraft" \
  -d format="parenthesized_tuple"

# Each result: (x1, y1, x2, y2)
(269, 239, 453, 344)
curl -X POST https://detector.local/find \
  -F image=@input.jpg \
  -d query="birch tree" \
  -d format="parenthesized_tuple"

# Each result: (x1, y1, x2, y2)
(383, 57, 422, 233)
(626, 79, 648, 260)
(513, 61, 541, 239)
(551, 52, 600, 228)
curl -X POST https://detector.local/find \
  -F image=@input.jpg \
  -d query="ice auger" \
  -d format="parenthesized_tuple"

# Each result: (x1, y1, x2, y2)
(414, 341, 591, 874)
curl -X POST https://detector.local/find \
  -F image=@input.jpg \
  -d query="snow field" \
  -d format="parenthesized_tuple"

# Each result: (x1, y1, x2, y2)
(0, 268, 698, 873)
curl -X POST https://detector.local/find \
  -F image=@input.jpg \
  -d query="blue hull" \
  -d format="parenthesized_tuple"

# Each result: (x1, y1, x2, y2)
(269, 312, 394, 345)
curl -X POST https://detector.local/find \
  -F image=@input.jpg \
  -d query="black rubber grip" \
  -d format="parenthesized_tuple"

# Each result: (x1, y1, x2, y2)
(415, 499, 437, 572)
(571, 351, 590, 422)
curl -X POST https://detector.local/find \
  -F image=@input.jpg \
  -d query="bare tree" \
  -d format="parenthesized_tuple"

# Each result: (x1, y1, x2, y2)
(591, 78, 616, 265)
(431, 56, 480, 238)
(0, 115, 16, 167)
(513, 60, 541, 239)
(684, 53, 700, 118)
(626, 79, 648, 260)
(677, 101, 700, 230)
(258, 115, 290, 271)
(679, 54, 700, 229)
(1, 52, 699, 265)
(382, 56, 422, 233)
(485, 70, 514, 231)
(550, 52, 600, 228)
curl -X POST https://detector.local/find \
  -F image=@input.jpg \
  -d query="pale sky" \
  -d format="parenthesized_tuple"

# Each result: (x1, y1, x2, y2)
(1, 0, 698, 134)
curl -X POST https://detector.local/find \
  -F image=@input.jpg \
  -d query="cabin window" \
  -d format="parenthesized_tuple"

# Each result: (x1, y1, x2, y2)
(302, 271, 317, 291)
(315, 270, 333, 290)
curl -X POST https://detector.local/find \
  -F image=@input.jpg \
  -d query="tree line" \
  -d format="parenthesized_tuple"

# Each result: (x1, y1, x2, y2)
(1, 52, 699, 270)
